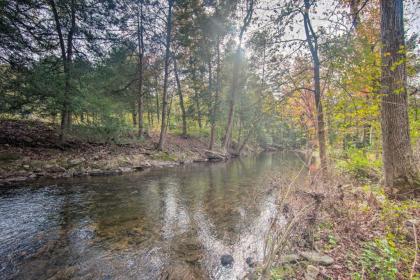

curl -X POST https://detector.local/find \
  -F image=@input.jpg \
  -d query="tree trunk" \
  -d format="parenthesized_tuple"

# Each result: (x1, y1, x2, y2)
(303, 0, 327, 176)
(158, 0, 174, 150)
(223, 47, 240, 150)
(222, 0, 254, 151)
(155, 75, 160, 123)
(209, 39, 220, 150)
(137, 5, 145, 137)
(173, 56, 187, 137)
(191, 65, 202, 129)
(132, 108, 137, 126)
(380, 0, 418, 187)
(49, 0, 75, 142)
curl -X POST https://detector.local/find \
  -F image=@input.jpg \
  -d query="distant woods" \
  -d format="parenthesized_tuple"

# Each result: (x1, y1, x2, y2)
(0, 0, 419, 187)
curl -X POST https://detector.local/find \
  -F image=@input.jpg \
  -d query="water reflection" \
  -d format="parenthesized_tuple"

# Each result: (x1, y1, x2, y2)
(0, 152, 304, 280)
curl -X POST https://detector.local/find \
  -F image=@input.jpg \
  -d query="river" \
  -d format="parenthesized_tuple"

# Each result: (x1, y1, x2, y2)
(0, 152, 305, 280)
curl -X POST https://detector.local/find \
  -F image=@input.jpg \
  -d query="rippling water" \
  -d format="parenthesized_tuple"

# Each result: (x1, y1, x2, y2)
(0, 152, 304, 280)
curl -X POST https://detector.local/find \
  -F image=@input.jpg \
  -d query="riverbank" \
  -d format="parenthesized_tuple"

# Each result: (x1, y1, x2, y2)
(260, 167, 420, 280)
(0, 119, 262, 186)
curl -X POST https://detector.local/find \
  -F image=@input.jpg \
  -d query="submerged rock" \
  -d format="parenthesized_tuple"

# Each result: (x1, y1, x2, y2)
(300, 251, 334, 265)
(220, 254, 234, 267)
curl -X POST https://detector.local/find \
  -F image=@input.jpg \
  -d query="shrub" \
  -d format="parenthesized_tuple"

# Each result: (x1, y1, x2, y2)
(336, 148, 382, 180)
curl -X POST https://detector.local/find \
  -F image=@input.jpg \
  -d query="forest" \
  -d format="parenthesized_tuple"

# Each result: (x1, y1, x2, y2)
(0, 0, 419, 279)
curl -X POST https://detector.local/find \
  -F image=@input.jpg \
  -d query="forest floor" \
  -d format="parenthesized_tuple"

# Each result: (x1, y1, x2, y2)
(0, 119, 254, 186)
(264, 167, 420, 280)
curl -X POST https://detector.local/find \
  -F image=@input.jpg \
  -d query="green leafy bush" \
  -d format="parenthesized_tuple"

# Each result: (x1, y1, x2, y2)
(337, 148, 382, 180)
(70, 116, 132, 144)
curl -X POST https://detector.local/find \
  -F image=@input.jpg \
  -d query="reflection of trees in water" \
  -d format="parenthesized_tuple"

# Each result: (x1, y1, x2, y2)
(2, 152, 306, 280)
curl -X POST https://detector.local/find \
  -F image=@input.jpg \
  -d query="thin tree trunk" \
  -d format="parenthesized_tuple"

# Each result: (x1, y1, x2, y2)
(158, 0, 174, 150)
(223, 47, 240, 151)
(191, 65, 202, 129)
(380, 0, 418, 187)
(132, 108, 137, 126)
(222, 0, 254, 151)
(209, 37, 220, 150)
(137, 4, 145, 137)
(155, 75, 160, 123)
(173, 56, 187, 137)
(303, 0, 327, 176)
(49, 0, 75, 142)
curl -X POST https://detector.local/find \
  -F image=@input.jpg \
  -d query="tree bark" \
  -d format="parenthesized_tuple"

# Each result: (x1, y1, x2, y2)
(158, 0, 174, 150)
(380, 0, 418, 187)
(303, 0, 327, 176)
(49, 0, 75, 142)
(137, 4, 145, 137)
(173, 55, 187, 137)
(191, 63, 202, 129)
(155, 75, 160, 123)
(132, 108, 137, 126)
(209, 36, 221, 150)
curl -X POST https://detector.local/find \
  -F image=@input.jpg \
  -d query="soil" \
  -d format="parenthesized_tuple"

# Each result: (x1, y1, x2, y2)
(0, 119, 241, 186)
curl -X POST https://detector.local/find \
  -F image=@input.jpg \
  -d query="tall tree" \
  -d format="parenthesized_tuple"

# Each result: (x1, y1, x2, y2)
(173, 54, 187, 137)
(222, 0, 254, 151)
(379, 0, 418, 187)
(302, 0, 327, 175)
(209, 35, 221, 150)
(48, 0, 76, 141)
(137, 1, 145, 137)
(158, 0, 174, 150)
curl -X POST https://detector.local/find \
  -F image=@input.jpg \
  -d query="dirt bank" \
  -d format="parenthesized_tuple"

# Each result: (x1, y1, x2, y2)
(0, 119, 260, 186)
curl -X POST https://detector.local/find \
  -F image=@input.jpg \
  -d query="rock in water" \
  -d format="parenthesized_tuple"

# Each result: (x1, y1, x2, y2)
(300, 251, 334, 265)
(220, 254, 234, 267)
(305, 265, 319, 280)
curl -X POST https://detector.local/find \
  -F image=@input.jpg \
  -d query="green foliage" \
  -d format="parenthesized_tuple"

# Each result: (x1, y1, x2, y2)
(70, 116, 132, 144)
(336, 148, 382, 180)
(353, 238, 398, 280)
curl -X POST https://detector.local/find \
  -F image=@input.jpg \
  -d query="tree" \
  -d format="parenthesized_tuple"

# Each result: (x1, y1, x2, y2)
(379, 0, 418, 187)
(222, 0, 254, 151)
(302, 0, 328, 176)
(158, 0, 174, 150)
(173, 54, 187, 137)
(136, 1, 145, 137)
(47, 0, 76, 141)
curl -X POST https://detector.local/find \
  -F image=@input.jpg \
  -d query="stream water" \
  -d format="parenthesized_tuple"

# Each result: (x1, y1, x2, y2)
(0, 152, 305, 280)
